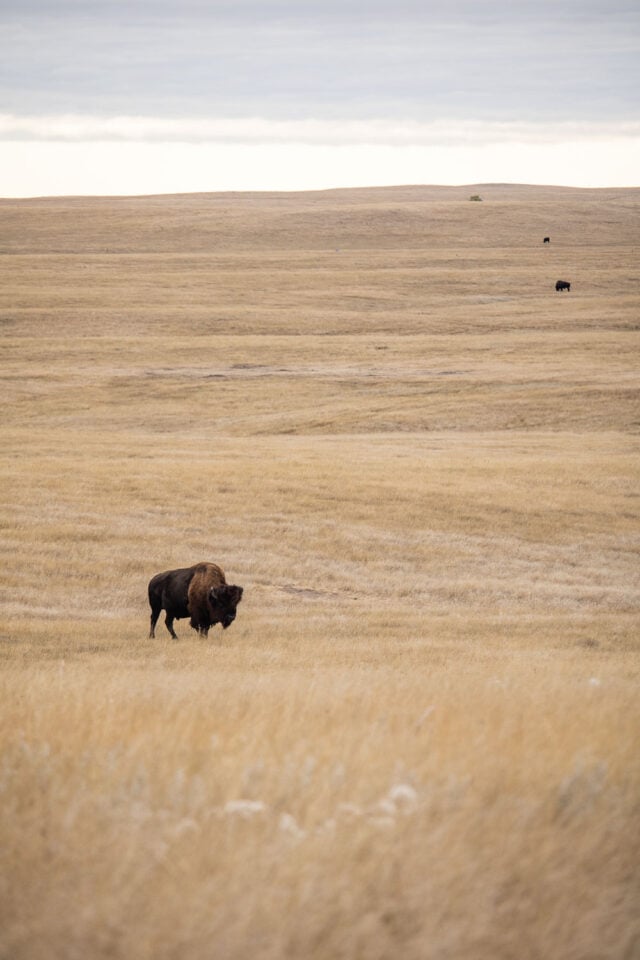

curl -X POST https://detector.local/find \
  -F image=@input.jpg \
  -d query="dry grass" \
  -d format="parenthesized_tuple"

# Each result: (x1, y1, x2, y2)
(0, 184, 639, 959)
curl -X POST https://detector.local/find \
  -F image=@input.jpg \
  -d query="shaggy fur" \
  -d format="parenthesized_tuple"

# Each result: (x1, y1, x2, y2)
(187, 562, 244, 637)
(148, 562, 243, 639)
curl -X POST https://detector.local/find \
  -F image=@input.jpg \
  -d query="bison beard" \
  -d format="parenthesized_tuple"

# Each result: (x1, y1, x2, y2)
(148, 562, 243, 639)
(187, 562, 244, 638)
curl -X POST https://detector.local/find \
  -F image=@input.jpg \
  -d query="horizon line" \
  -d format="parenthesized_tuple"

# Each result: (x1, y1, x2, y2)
(4, 182, 640, 202)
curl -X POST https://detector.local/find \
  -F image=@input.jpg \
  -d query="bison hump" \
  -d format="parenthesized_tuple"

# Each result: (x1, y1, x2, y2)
(190, 561, 226, 582)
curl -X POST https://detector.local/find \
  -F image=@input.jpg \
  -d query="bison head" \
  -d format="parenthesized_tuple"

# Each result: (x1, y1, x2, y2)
(208, 583, 244, 628)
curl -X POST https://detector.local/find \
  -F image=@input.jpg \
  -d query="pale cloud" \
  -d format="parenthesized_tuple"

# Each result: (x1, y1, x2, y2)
(2, 114, 639, 147)
(1, 1, 638, 121)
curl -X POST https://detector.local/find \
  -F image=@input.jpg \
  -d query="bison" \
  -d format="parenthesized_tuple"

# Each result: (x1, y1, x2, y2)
(543, 236, 550, 244)
(555, 280, 571, 292)
(148, 562, 243, 639)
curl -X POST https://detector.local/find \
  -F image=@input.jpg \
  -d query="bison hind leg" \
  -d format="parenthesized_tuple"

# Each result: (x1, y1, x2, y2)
(149, 603, 162, 639)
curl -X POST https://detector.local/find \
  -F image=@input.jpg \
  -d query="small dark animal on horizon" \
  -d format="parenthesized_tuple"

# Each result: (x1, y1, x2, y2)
(555, 280, 571, 292)
(543, 237, 550, 244)
(148, 562, 243, 639)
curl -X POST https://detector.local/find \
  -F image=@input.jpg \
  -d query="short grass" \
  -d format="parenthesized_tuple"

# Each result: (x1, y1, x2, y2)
(1, 184, 639, 960)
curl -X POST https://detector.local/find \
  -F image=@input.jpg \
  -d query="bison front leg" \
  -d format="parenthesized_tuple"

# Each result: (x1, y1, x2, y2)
(189, 616, 209, 638)
(165, 614, 179, 639)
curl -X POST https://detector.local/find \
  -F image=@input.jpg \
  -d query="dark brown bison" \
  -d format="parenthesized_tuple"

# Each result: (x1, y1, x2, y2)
(148, 562, 243, 639)
(555, 280, 571, 292)
(188, 562, 244, 637)
(543, 236, 550, 244)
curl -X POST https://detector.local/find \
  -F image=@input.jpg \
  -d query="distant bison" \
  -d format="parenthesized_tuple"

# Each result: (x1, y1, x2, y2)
(543, 236, 550, 244)
(555, 280, 571, 292)
(148, 562, 243, 639)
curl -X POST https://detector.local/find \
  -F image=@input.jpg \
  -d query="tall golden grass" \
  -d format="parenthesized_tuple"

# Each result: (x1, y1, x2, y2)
(1, 184, 639, 959)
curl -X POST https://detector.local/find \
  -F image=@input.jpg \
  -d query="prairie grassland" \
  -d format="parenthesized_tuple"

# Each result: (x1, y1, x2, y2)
(1, 185, 639, 959)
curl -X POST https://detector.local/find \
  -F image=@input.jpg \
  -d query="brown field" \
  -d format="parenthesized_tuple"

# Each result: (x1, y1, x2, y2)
(1, 183, 639, 959)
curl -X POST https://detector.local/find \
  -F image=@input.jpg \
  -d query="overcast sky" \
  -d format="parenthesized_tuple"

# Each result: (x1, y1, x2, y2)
(1, 0, 639, 195)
